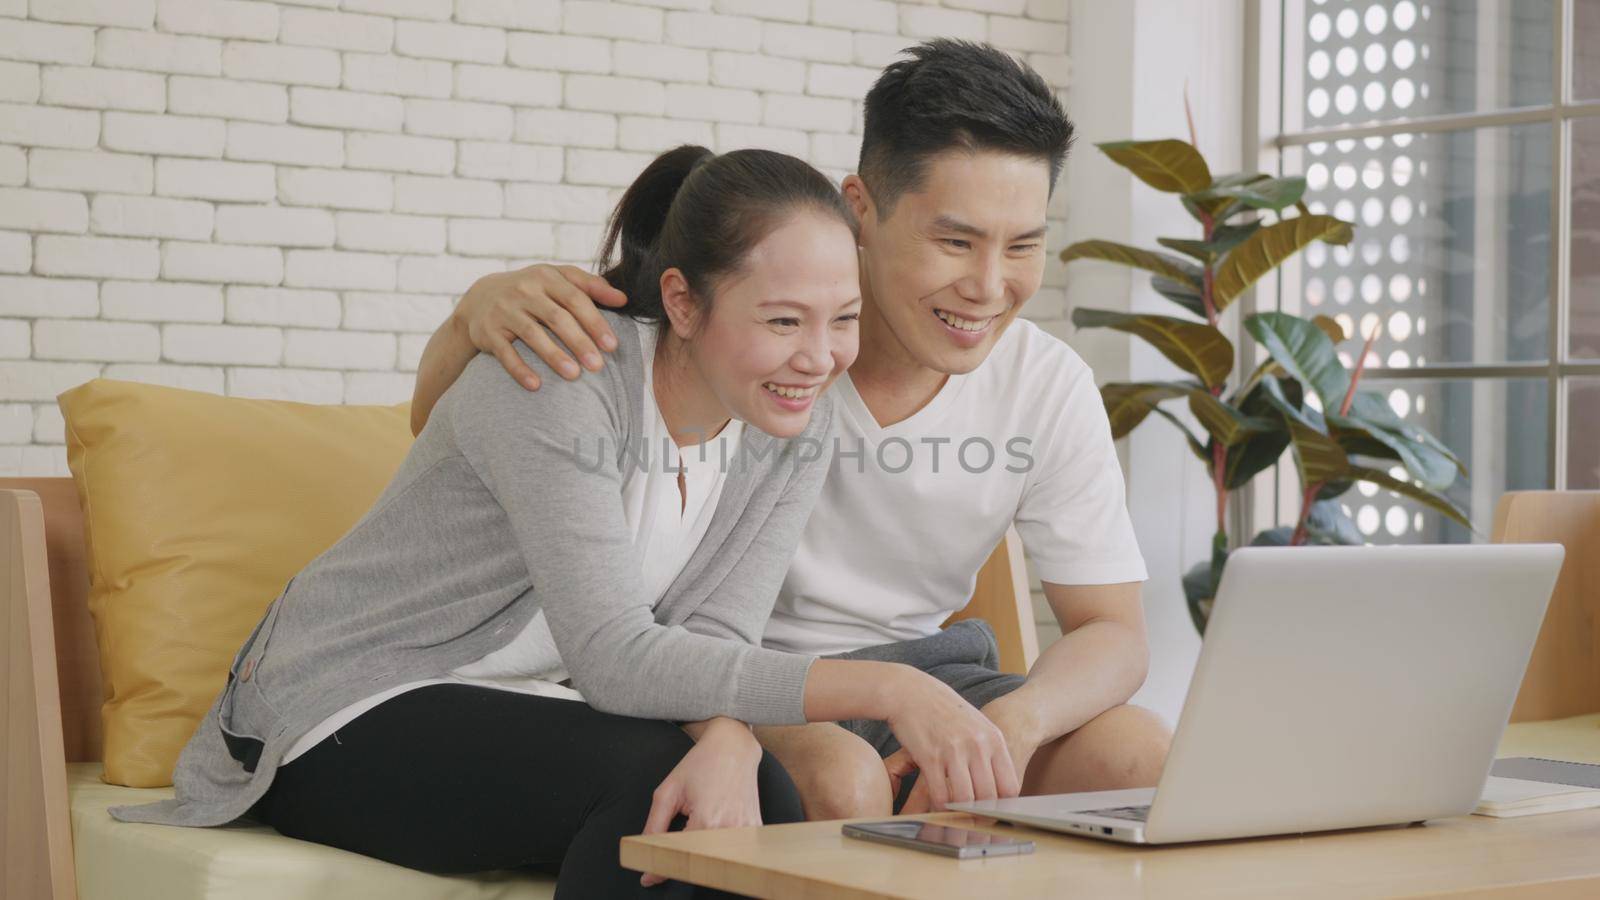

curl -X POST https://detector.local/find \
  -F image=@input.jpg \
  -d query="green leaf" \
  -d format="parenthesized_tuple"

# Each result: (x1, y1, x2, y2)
(1305, 499, 1363, 544)
(1250, 526, 1294, 546)
(1157, 223, 1263, 266)
(1212, 173, 1271, 188)
(1193, 176, 1308, 212)
(1344, 392, 1466, 475)
(1211, 221, 1262, 258)
(1181, 193, 1236, 224)
(1184, 173, 1266, 221)
(1072, 307, 1235, 390)
(1060, 240, 1201, 287)
(1327, 410, 1458, 490)
(1317, 479, 1355, 501)
(1186, 390, 1277, 447)
(1097, 381, 1210, 459)
(1211, 215, 1354, 312)
(1251, 500, 1362, 547)
(1105, 379, 1273, 447)
(1098, 139, 1212, 194)
(1222, 377, 1296, 489)
(1259, 376, 1349, 489)
(1347, 464, 1474, 531)
(1244, 311, 1352, 409)
(1311, 314, 1347, 344)
(1150, 275, 1208, 319)
(1183, 530, 1231, 634)
(1099, 381, 1193, 438)
(1156, 236, 1217, 264)
(1284, 416, 1350, 488)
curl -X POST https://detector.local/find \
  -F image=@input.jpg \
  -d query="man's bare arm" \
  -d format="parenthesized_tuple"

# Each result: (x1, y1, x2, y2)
(410, 265, 628, 436)
(411, 314, 480, 436)
(983, 581, 1149, 754)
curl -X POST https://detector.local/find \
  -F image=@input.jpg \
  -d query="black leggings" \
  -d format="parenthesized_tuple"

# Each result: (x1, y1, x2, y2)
(251, 684, 804, 898)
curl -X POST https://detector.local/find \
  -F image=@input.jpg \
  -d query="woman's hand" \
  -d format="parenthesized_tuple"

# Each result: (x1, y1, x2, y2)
(639, 718, 765, 887)
(451, 264, 627, 390)
(880, 668, 1021, 813)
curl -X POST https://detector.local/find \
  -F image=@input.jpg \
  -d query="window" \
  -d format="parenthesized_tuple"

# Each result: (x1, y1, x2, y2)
(1255, 0, 1600, 543)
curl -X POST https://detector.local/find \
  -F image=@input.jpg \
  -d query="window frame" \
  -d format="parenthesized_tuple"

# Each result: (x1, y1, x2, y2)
(1242, 0, 1600, 539)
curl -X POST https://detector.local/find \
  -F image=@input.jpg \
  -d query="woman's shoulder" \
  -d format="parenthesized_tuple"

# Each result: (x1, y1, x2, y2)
(597, 309, 647, 353)
(445, 317, 646, 440)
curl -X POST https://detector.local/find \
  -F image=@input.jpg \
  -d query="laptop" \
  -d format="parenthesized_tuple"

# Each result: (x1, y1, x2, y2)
(949, 544, 1565, 845)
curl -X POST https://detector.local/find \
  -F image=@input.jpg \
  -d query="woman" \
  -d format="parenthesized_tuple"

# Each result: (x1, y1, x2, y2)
(111, 146, 1018, 897)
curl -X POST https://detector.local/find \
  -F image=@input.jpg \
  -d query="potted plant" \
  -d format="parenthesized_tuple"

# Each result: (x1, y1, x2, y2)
(1061, 136, 1469, 633)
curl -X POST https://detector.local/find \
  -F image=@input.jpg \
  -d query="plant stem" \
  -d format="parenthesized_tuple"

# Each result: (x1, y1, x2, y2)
(1290, 481, 1322, 546)
(1339, 320, 1382, 416)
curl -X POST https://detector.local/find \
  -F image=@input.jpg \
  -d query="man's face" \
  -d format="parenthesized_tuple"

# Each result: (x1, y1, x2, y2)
(851, 150, 1052, 375)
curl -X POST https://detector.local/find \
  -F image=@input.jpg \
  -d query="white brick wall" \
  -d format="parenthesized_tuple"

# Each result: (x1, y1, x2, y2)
(0, 0, 1071, 475)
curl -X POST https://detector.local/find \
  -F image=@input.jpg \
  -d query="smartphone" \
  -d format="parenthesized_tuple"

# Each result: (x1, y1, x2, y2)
(842, 821, 1035, 859)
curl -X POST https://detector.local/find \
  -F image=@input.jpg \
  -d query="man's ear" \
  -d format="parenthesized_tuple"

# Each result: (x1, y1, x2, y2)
(659, 268, 699, 339)
(841, 174, 875, 237)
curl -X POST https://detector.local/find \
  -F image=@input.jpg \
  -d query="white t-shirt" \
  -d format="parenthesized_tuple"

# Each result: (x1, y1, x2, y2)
(283, 327, 741, 762)
(763, 318, 1147, 657)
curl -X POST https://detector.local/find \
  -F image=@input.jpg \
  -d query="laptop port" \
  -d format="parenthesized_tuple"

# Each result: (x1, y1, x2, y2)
(1102, 828, 1113, 835)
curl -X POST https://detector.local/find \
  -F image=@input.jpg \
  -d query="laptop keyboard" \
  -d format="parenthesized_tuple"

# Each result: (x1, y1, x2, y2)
(1082, 805, 1150, 822)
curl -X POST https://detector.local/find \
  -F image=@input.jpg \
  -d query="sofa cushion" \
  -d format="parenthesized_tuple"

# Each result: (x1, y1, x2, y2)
(58, 379, 413, 787)
(68, 763, 556, 900)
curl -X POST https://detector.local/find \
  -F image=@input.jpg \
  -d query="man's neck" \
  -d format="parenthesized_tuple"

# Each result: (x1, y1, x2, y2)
(848, 302, 950, 429)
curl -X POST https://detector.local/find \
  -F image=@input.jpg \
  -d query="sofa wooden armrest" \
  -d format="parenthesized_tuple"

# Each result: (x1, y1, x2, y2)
(4, 480, 90, 900)
(1492, 491, 1600, 722)
(948, 527, 1039, 675)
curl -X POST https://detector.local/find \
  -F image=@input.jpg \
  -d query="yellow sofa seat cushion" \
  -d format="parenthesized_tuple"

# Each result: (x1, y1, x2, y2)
(68, 763, 556, 899)
(58, 379, 414, 788)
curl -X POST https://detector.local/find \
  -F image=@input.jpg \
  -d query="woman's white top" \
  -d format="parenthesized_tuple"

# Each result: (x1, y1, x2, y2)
(282, 327, 742, 762)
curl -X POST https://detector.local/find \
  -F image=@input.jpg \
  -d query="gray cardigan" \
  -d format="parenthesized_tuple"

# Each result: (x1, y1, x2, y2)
(111, 312, 830, 828)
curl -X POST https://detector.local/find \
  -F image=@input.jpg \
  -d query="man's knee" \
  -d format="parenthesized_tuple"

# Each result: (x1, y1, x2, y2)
(757, 725, 892, 821)
(1029, 704, 1173, 793)
(1090, 704, 1171, 785)
(807, 736, 893, 820)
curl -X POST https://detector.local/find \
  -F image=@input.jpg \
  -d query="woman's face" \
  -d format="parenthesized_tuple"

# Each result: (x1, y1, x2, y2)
(679, 210, 862, 439)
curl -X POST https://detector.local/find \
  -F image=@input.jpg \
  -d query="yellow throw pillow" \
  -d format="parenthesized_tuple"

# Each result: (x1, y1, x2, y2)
(58, 379, 413, 787)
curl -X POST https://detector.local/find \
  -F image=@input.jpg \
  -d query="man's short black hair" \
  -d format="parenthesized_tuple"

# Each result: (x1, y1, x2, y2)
(859, 39, 1075, 218)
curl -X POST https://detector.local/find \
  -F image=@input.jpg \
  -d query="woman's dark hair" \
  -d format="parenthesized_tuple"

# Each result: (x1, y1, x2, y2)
(859, 39, 1075, 218)
(596, 145, 853, 324)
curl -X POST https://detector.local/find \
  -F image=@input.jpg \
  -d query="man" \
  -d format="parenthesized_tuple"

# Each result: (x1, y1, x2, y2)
(410, 40, 1171, 818)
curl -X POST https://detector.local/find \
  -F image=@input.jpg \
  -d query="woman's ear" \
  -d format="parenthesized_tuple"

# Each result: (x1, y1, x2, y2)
(659, 268, 699, 339)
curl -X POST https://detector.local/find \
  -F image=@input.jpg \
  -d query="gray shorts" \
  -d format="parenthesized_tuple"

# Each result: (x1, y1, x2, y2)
(827, 619, 1025, 759)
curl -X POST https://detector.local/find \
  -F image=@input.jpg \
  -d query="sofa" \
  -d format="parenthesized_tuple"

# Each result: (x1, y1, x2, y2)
(4, 377, 1594, 899)
(1, 377, 1040, 900)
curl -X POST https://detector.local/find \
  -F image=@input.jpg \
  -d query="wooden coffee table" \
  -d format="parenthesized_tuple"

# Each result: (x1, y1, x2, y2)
(621, 807, 1600, 898)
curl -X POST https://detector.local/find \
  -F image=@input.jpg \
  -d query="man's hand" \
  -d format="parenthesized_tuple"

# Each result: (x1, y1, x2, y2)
(452, 264, 627, 391)
(879, 669, 1021, 813)
(639, 718, 764, 888)
(897, 694, 1043, 815)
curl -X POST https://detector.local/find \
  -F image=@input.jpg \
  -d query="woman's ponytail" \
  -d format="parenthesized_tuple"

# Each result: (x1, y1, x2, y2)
(596, 144, 714, 320)
(595, 142, 853, 327)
